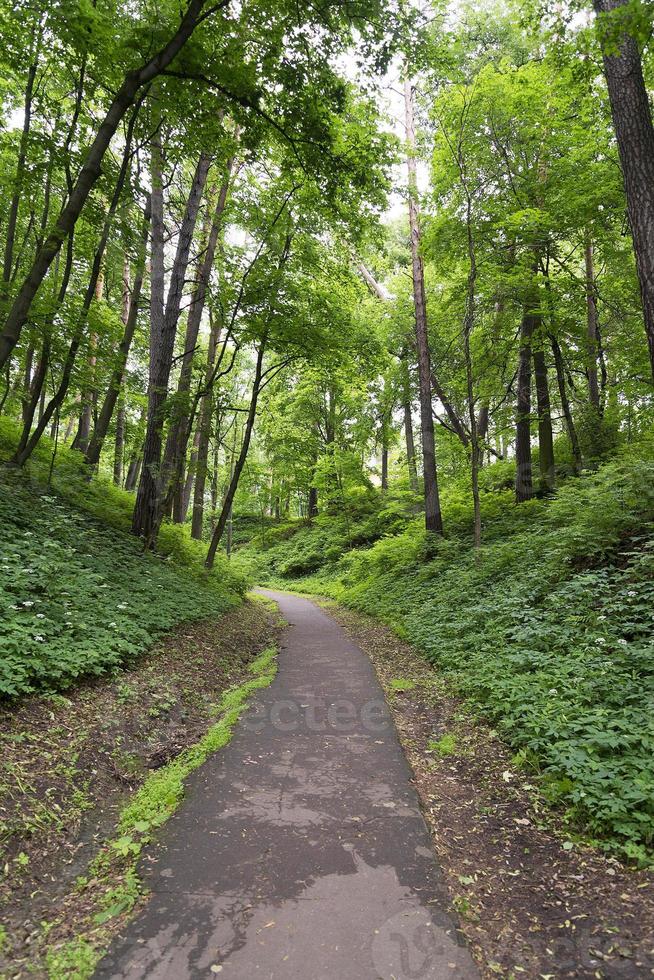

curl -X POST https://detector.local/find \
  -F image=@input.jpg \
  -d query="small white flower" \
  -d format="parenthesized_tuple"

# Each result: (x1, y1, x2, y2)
(597, 614, 606, 621)
(617, 638, 628, 646)
(109, 622, 117, 628)
(23, 532, 33, 537)
(548, 688, 558, 695)
(22, 601, 34, 608)
(36, 613, 45, 619)
(117, 603, 128, 610)
(34, 635, 44, 642)
(627, 590, 637, 597)
(595, 637, 606, 645)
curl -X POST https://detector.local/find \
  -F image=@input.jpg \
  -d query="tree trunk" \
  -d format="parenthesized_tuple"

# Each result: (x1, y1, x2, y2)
(206, 335, 267, 568)
(72, 272, 101, 454)
(381, 439, 388, 490)
(2, 17, 42, 292)
(191, 318, 220, 539)
(550, 333, 583, 476)
(0, 0, 217, 372)
(11, 111, 136, 467)
(404, 78, 443, 535)
(125, 454, 142, 492)
(584, 235, 602, 411)
(114, 400, 125, 486)
(594, 0, 654, 380)
(85, 209, 149, 467)
(132, 146, 210, 544)
(179, 424, 201, 522)
(403, 400, 419, 492)
(515, 305, 537, 502)
(308, 485, 319, 518)
(165, 154, 233, 521)
(533, 341, 555, 494)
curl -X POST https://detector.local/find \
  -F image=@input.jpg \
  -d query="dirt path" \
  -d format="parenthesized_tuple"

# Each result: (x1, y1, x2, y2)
(94, 590, 478, 979)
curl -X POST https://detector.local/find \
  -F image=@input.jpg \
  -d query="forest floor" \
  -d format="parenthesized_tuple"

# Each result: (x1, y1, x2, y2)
(325, 600, 654, 979)
(0, 598, 283, 977)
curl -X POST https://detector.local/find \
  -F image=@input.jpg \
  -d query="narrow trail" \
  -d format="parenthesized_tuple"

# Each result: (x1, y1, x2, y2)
(95, 591, 478, 979)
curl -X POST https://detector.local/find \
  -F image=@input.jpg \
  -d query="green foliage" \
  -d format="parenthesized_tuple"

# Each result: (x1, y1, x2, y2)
(0, 421, 246, 697)
(45, 938, 99, 980)
(254, 441, 654, 862)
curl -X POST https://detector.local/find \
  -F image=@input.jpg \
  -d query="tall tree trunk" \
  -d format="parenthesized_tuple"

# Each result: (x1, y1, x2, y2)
(114, 400, 125, 486)
(132, 147, 210, 544)
(585, 235, 602, 411)
(206, 335, 267, 568)
(2, 17, 43, 293)
(85, 208, 149, 467)
(594, 0, 654, 380)
(550, 333, 583, 476)
(380, 438, 388, 490)
(403, 400, 419, 492)
(10, 105, 137, 467)
(0, 0, 219, 372)
(180, 425, 201, 522)
(191, 318, 220, 539)
(308, 485, 319, 518)
(125, 454, 142, 492)
(72, 271, 102, 453)
(404, 77, 443, 535)
(533, 339, 555, 494)
(165, 154, 234, 521)
(515, 304, 537, 502)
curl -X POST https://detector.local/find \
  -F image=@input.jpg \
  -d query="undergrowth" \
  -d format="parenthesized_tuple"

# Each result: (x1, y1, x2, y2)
(0, 418, 246, 697)
(246, 437, 654, 863)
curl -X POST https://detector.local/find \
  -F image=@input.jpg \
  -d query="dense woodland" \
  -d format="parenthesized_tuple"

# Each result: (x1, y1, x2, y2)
(1, 0, 654, 954)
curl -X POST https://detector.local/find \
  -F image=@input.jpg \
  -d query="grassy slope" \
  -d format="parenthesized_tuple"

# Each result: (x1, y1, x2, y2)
(245, 437, 654, 863)
(0, 419, 246, 698)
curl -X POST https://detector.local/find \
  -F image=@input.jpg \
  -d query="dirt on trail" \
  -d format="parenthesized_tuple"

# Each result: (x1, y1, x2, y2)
(0, 598, 283, 976)
(328, 601, 654, 980)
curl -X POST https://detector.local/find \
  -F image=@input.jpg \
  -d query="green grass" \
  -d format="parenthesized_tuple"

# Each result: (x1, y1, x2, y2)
(0, 418, 247, 697)
(246, 437, 654, 863)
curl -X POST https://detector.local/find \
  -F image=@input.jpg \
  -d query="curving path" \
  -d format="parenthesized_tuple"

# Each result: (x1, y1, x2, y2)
(95, 590, 478, 980)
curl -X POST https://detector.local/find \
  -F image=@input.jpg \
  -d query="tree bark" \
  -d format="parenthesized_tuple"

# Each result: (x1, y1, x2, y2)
(594, 0, 654, 380)
(132, 146, 210, 544)
(114, 400, 125, 486)
(72, 271, 102, 453)
(404, 78, 443, 535)
(85, 208, 149, 467)
(0, 0, 222, 372)
(3, 17, 42, 291)
(308, 485, 319, 518)
(11, 110, 136, 467)
(191, 316, 220, 539)
(515, 304, 537, 502)
(584, 235, 602, 411)
(206, 335, 267, 568)
(125, 454, 142, 492)
(550, 333, 583, 476)
(533, 340, 555, 494)
(164, 153, 234, 521)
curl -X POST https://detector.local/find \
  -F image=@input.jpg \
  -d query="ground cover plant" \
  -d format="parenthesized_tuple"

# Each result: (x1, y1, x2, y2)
(0, 420, 245, 698)
(249, 442, 654, 863)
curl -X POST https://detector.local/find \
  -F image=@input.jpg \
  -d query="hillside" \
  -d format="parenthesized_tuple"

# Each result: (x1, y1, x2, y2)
(0, 419, 246, 698)
(244, 441, 654, 863)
